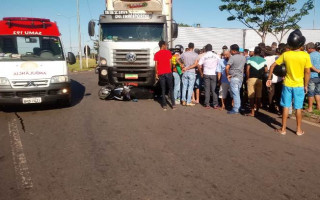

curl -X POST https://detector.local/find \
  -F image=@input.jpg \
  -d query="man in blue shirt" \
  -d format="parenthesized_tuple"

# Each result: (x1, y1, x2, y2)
(306, 42, 320, 112)
(217, 50, 232, 110)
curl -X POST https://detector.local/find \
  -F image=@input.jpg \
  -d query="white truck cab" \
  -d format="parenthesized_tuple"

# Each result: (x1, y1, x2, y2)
(0, 17, 76, 106)
(89, 0, 178, 87)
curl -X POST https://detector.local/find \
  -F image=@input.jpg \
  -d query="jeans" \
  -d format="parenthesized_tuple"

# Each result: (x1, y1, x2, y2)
(172, 72, 181, 100)
(204, 75, 218, 106)
(230, 77, 243, 112)
(159, 73, 175, 107)
(182, 71, 196, 104)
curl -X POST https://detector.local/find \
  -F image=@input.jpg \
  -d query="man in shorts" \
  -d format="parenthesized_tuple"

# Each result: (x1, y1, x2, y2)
(267, 29, 311, 136)
(217, 50, 232, 110)
(246, 46, 267, 117)
(306, 42, 320, 112)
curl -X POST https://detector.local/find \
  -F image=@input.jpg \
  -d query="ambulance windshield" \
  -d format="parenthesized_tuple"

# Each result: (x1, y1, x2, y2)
(0, 36, 64, 61)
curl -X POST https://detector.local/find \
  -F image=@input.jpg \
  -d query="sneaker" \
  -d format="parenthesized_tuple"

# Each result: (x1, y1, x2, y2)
(163, 106, 168, 111)
(227, 110, 239, 114)
(187, 103, 196, 107)
(175, 100, 181, 105)
(182, 101, 187, 106)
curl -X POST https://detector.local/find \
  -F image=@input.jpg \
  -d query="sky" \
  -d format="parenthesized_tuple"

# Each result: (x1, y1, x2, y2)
(0, 0, 318, 53)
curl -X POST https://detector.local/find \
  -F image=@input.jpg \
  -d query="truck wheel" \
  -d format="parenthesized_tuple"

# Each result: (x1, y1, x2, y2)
(98, 76, 109, 86)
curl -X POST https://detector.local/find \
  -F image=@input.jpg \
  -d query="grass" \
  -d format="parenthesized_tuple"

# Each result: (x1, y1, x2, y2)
(68, 58, 97, 72)
(303, 101, 320, 116)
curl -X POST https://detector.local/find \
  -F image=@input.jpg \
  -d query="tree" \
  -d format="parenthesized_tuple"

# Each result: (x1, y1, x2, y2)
(270, 0, 314, 43)
(219, 0, 314, 43)
(178, 23, 192, 27)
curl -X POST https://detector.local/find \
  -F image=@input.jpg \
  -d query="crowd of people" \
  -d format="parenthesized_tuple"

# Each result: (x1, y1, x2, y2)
(154, 29, 320, 136)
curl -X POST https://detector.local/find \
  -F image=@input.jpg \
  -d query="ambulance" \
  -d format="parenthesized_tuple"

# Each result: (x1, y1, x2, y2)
(0, 17, 76, 106)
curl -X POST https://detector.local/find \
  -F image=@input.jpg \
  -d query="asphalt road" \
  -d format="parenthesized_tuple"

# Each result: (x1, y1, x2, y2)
(1, 71, 320, 200)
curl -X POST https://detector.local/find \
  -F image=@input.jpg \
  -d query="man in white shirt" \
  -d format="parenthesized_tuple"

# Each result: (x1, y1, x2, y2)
(199, 44, 221, 108)
(265, 46, 283, 113)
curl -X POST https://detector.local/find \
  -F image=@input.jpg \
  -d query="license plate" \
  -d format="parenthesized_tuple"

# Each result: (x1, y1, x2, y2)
(22, 97, 42, 104)
(125, 74, 138, 80)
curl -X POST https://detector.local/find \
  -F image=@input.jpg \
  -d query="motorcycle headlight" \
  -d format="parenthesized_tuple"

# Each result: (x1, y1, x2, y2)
(0, 77, 10, 86)
(51, 75, 69, 83)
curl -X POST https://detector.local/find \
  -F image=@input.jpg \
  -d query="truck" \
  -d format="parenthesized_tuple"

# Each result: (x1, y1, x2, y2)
(0, 17, 76, 106)
(88, 0, 178, 87)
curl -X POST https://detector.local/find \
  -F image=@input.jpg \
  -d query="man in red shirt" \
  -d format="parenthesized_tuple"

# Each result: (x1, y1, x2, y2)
(154, 41, 176, 110)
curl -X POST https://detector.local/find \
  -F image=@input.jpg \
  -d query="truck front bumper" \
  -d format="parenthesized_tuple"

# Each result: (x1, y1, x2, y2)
(99, 66, 156, 87)
(0, 83, 71, 105)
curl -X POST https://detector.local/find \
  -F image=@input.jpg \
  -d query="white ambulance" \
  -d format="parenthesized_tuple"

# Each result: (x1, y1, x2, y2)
(0, 17, 76, 106)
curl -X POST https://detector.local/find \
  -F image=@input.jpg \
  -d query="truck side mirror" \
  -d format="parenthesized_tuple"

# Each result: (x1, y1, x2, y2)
(172, 23, 178, 39)
(67, 52, 76, 65)
(88, 20, 96, 37)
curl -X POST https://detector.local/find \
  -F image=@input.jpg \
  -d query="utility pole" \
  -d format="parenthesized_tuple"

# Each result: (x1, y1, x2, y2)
(77, 0, 83, 70)
(313, 0, 316, 29)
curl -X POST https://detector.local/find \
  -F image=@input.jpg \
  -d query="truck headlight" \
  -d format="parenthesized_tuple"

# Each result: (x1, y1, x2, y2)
(0, 77, 10, 86)
(99, 57, 107, 66)
(101, 69, 108, 76)
(51, 75, 69, 83)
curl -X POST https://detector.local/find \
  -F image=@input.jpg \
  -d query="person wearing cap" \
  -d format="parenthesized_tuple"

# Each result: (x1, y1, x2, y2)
(305, 42, 320, 113)
(267, 29, 312, 136)
(239, 47, 244, 56)
(248, 48, 255, 57)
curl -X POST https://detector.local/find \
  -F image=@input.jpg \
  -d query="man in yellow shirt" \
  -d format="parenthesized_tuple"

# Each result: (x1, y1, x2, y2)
(267, 29, 311, 136)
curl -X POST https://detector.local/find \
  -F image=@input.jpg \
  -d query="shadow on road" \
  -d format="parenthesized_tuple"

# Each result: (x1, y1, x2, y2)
(0, 79, 86, 113)
(255, 111, 296, 134)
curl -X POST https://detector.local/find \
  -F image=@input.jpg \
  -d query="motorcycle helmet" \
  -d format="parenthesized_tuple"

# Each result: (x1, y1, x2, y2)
(273, 64, 287, 77)
(175, 44, 184, 54)
(315, 42, 320, 51)
(287, 29, 306, 50)
(169, 48, 175, 55)
(98, 85, 113, 100)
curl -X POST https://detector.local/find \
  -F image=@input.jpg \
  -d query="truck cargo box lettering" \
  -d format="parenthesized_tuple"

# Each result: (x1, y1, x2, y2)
(113, 14, 152, 19)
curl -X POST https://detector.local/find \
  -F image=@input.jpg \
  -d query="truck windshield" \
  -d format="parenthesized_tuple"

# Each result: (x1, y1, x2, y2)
(101, 23, 164, 42)
(0, 36, 64, 61)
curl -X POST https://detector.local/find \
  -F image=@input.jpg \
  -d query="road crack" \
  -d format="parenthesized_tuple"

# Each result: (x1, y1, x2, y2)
(14, 112, 26, 133)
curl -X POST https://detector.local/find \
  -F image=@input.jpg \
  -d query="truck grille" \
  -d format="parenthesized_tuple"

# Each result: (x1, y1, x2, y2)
(11, 80, 50, 88)
(113, 49, 150, 67)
